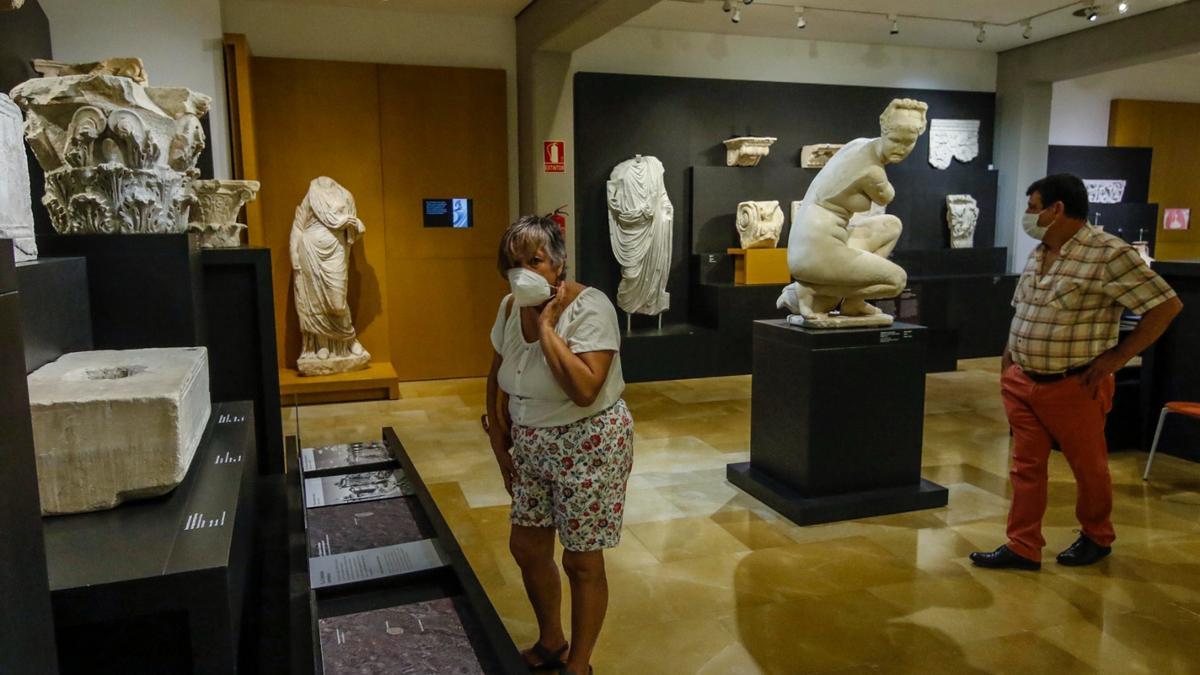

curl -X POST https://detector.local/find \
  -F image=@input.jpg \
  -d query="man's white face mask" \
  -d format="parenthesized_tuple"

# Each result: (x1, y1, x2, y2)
(507, 267, 553, 307)
(1021, 207, 1055, 241)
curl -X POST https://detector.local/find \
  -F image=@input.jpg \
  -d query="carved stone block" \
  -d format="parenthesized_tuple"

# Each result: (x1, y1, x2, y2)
(0, 94, 36, 261)
(945, 194, 979, 249)
(10, 71, 210, 235)
(724, 136, 776, 167)
(928, 119, 979, 169)
(32, 57, 148, 84)
(1083, 179, 1126, 204)
(188, 179, 260, 248)
(800, 143, 844, 169)
(27, 347, 211, 515)
(736, 200, 784, 249)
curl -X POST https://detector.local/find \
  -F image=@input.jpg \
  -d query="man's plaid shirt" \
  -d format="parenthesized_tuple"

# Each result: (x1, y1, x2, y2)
(1008, 225, 1176, 374)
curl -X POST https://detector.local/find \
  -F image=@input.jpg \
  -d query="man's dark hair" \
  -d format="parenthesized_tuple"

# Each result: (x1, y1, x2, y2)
(1026, 174, 1089, 220)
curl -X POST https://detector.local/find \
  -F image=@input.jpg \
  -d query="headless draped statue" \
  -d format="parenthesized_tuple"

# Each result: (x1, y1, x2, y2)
(778, 98, 928, 328)
(290, 176, 370, 376)
(607, 155, 673, 320)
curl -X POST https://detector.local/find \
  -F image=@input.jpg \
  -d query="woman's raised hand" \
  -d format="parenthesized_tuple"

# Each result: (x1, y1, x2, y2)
(538, 281, 568, 334)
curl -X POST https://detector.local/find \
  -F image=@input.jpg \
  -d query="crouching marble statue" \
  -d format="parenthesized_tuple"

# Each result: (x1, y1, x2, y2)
(777, 98, 928, 328)
(291, 176, 370, 376)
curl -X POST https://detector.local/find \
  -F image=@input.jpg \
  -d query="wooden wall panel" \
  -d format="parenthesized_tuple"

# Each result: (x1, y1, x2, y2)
(1109, 99, 1200, 261)
(222, 34, 264, 245)
(250, 57, 392, 371)
(378, 65, 510, 380)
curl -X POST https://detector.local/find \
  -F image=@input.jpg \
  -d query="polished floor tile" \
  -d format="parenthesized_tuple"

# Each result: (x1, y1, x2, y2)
(288, 357, 1200, 674)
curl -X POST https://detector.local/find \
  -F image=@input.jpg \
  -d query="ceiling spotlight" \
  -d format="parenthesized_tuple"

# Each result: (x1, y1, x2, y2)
(722, 0, 733, 12)
(794, 5, 806, 29)
(731, 3, 742, 23)
(1085, 6, 1099, 21)
(1117, 1, 1130, 13)
(889, 14, 899, 35)
(975, 23, 986, 44)
(742, 0, 753, 4)
(1022, 19, 1032, 39)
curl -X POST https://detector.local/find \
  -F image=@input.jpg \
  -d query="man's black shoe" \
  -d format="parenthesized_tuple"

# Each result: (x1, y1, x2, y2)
(1056, 534, 1111, 567)
(969, 545, 1041, 571)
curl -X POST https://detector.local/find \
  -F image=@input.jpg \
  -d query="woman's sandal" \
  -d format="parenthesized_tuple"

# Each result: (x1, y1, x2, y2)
(523, 641, 568, 670)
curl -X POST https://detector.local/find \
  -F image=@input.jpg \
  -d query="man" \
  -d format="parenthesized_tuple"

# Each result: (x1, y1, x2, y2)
(970, 174, 1183, 571)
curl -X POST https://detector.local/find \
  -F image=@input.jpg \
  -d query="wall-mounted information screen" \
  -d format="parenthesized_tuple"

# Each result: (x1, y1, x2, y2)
(423, 198, 473, 228)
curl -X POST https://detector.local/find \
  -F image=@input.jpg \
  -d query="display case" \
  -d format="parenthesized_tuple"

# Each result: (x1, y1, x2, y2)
(286, 429, 525, 674)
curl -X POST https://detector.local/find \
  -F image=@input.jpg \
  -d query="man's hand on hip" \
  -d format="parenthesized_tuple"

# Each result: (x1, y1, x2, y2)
(1080, 350, 1127, 394)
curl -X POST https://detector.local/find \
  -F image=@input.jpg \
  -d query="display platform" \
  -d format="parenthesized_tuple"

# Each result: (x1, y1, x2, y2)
(728, 247, 789, 285)
(280, 361, 400, 404)
(728, 320, 948, 525)
(45, 400, 257, 675)
(15, 255, 92, 373)
(285, 428, 524, 674)
(0, 240, 59, 673)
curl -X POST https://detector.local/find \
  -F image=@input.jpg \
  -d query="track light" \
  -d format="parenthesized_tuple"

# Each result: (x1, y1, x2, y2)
(1118, 1, 1129, 13)
(1085, 6, 1099, 21)
(722, 0, 732, 12)
(1022, 19, 1032, 39)
(889, 14, 899, 35)
(975, 23, 986, 43)
(794, 5, 806, 29)
(731, 2, 742, 23)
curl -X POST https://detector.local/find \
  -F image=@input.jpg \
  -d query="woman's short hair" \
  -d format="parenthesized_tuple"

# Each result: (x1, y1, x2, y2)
(497, 214, 568, 276)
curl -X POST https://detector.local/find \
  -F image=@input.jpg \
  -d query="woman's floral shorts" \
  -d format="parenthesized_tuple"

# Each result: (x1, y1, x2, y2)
(510, 399, 634, 552)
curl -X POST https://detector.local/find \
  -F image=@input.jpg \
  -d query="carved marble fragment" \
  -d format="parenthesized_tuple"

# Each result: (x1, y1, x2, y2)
(735, 200, 784, 249)
(928, 119, 979, 169)
(724, 136, 776, 167)
(0, 94, 36, 261)
(800, 143, 844, 169)
(27, 347, 211, 515)
(32, 57, 148, 84)
(188, 179, 259, 248)
(1083, 179, 1125, 204)
(779, 99, 927, 328)
(945, 194, 979, 249)
(10, 66, 210, 235)
(291, 177, 371, 376)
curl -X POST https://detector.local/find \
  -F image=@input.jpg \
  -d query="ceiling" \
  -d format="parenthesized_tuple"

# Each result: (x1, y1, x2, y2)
(240, 0, 531, 17)
(626, 0, 1192, 52)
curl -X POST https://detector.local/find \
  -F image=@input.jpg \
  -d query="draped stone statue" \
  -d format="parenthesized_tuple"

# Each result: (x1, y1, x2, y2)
(606, 155, 673, 318)
(290, 177, 370, 376)
(778, 98, 928, 328)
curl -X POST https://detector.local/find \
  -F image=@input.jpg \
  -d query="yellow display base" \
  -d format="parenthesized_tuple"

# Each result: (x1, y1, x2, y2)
(279, 361, 400, 405)
(727, 247, 790, 285)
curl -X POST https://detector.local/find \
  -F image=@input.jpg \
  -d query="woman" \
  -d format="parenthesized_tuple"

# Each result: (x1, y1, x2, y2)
(486, 215, 632, 675)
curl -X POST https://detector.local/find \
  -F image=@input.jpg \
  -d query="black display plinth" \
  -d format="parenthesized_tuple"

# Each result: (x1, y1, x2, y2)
(44, 400, 257, 675)
(0, 241, 60, 674)
(728, 320, 947, 525)
(201, 247, 284, 475)
(37, 233, 205, 350)
(16, 255, 92, 373)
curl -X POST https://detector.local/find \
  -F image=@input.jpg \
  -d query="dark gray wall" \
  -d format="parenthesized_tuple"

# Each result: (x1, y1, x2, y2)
(573, 71, 998, 326)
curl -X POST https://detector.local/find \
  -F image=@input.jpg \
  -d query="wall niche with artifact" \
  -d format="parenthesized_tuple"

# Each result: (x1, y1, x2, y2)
(574, 72, 1011, 381)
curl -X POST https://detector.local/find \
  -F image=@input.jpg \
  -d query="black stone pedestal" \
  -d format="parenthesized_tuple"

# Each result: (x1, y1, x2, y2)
(727, 319, 948, 525)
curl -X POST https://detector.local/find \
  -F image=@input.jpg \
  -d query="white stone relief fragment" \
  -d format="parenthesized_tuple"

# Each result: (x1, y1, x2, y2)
(724, 136, 777, 167)
(1083, 179, 1126, 204)
(928, 119, 979, 169)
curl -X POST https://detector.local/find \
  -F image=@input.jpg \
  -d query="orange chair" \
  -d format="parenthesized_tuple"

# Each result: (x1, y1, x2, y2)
(1143, 402, 1200, 480)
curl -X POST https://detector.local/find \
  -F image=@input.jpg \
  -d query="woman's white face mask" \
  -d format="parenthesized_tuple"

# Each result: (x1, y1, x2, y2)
(507, 267, 553, 307)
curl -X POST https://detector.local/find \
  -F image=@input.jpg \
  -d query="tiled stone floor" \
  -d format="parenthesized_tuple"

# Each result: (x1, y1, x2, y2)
(283, 357, 1200, 674)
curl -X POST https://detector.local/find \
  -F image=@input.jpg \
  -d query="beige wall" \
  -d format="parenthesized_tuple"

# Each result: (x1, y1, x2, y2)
(1050, 54, 1200, 147)
(40, 0, 231, 179)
